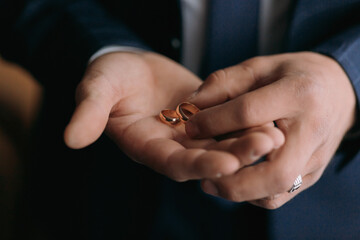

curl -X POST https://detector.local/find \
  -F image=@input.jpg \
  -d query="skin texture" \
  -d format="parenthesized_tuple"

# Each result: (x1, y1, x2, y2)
(64, 52, 284, 182)
(186, 52, 356, 209)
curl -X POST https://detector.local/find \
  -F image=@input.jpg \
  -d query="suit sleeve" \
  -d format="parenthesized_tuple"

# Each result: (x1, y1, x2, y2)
(0, 0, 151, 86)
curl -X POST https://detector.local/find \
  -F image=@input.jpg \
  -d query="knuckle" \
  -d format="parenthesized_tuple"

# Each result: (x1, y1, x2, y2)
(272, 169, 296, 193)
(206, 69, 227, 86)
(239, 64, 256, 82)
(243, 56, 264, 70)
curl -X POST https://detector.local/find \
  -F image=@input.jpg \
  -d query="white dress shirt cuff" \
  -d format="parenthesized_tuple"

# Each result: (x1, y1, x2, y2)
(89, 46, 146, 63)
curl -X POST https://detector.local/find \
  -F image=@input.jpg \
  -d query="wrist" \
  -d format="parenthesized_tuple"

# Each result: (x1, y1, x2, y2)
(89, 45, 147, 64)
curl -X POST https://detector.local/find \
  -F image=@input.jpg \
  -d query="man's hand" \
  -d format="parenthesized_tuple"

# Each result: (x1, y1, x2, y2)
(186, 52, 356, 208)
(63, 52, 283, 181)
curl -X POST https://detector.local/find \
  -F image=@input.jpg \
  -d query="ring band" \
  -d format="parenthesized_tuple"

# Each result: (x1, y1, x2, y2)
(159, 109, 181, 126)
(288, 174, 302, 193)
(176, 102, 200, 122)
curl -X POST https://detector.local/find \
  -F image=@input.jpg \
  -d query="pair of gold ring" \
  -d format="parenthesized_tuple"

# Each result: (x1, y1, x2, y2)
(159, 102, 200, 126)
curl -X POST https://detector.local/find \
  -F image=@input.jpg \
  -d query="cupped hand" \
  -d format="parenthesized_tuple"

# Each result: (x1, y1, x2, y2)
(187, 52, 356, 208)
(64, 52, 283, 181)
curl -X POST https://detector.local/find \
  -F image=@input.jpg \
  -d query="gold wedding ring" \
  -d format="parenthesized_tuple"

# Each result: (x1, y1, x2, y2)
(176, 102, 200, 122)
(159, 102, 200, 126)
(159, 109, 181, 126)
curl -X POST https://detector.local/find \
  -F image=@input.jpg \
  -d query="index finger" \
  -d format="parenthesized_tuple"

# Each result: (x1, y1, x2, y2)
(190, 56, 278, 109)
(186, 78, 296, 138)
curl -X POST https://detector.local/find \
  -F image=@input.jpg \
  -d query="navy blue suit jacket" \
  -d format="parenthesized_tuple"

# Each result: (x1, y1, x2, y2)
(1, 0, 360, 239)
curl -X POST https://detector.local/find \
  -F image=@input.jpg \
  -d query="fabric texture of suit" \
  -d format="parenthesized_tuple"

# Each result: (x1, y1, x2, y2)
(1, 0, 360, 239)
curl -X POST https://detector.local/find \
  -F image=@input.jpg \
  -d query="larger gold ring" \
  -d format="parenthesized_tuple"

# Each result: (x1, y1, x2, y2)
(176, 102, 200, 122)
(159, 109, 181, 126)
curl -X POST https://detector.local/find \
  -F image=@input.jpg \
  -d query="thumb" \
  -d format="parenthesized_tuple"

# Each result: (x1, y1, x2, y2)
(64, 78, 114, 149)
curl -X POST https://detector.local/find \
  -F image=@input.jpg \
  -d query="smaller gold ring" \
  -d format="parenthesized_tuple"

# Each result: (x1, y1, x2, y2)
(159, 109, 181, 126)
(176, 102, 200, 122)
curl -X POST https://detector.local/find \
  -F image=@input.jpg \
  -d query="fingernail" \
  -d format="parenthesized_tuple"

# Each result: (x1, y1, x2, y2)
(274, 139, 284, 149)
(187, 90, 199, 100)
(185, 121, 200, 138)
(215, 173, 222, 178)
(250, 150, 261, 161)
(202, 180, 219, 196)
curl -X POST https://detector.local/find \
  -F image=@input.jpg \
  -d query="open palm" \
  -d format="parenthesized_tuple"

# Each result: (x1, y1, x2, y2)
(64, 52, 283, 181)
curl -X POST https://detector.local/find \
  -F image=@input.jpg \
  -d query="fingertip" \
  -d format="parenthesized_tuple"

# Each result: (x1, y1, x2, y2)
(63, 124, 75, 149)
(194, 151, 240, 178)
(249, 133, 274, 162)
(63, 122, 87, 149)
(201, 180, 219, 196)
(186, 80, 227, 110)
(63, 100, 109, 149)
(186, 89, 208, 109)
(186, 90, 199, 102)
(260, 126, 285, 149)
(273, 128, 285, 149)
(216, 154, 241, 176)
(232, 132, 274, 161)
(253, 132, 276, 156)
(64, 119, 104, 149)
(185, 120, 200, 138)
